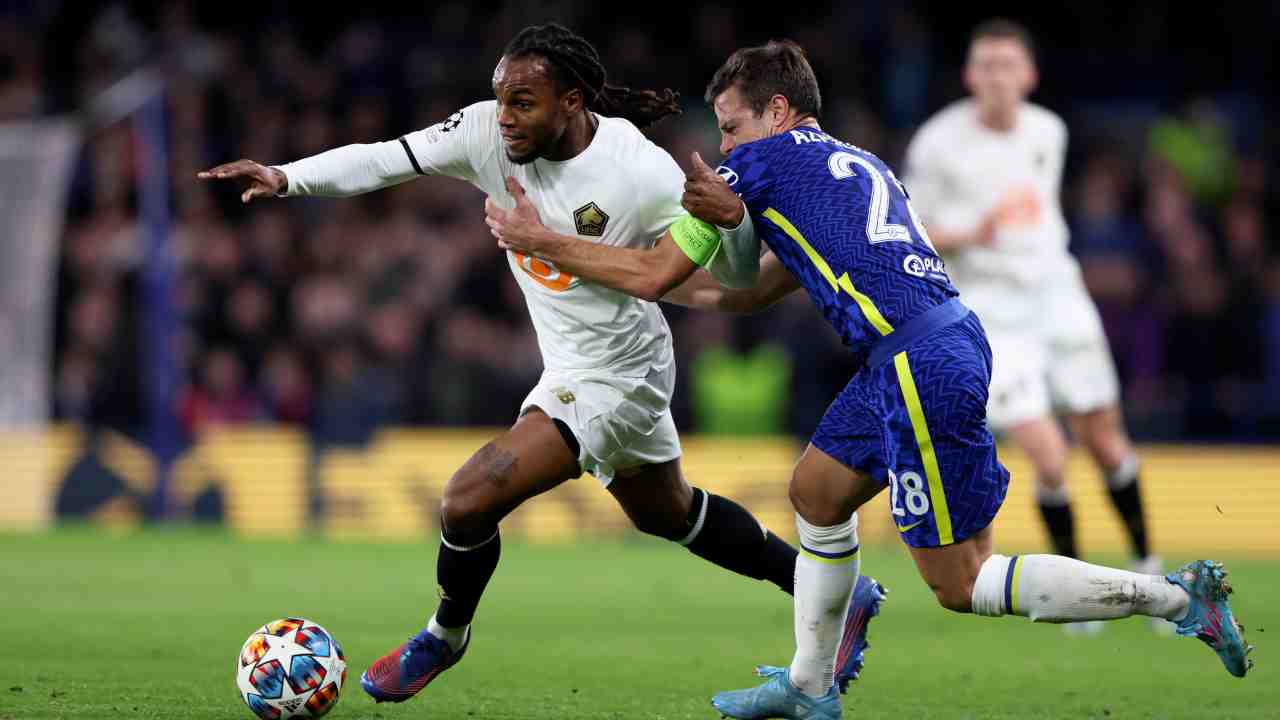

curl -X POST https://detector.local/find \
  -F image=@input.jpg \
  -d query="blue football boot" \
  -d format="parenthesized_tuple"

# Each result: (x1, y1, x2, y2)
(1166, 560, 1253, 678)
(711, 665, 842, 720)
(834, 576, 887, 693)
(361, 627, 469, 702)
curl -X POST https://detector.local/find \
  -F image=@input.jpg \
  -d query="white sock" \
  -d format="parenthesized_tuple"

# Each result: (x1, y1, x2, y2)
(1036, 482, 1071, 507)
(788, 513, 859, 698)
(427, 613, 469, 652)
(971, 554, 1189, 623)
(1105, 454, 1140, 490)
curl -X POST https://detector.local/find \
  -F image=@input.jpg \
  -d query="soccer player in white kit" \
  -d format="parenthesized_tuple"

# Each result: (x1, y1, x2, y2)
(198, 23, 882, 706)
(902, 19, 1161, 629)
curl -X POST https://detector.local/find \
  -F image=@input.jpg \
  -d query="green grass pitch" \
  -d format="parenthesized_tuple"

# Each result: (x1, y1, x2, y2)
(0, 529, 1272, 719)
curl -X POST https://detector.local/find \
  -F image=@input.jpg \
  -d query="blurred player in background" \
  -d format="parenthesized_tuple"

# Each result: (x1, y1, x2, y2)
(198, 22, 880, 708)
(903, 19, 1161, 634)
(488, 38, 1253, 719)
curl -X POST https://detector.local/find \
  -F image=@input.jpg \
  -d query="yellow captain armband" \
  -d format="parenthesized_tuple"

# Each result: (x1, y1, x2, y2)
(669, 214, 721, 267)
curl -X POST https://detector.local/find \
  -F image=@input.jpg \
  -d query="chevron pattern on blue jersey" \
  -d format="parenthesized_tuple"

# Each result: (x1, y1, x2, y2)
(718, 128, 958, 358)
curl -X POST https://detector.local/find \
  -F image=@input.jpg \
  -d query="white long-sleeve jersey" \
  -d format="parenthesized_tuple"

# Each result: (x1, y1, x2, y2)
(276, 101, 686, 377)
(904, 99, 1077, 329)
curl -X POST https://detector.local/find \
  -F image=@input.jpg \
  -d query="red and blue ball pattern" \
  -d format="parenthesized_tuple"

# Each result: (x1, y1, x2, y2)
(237, 617, 346, 719)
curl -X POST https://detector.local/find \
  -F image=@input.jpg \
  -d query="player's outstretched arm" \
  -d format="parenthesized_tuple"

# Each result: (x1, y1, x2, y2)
(662, 251, 799, 314)
(198, 138, 425, 201)
(486, 177, 701, 302)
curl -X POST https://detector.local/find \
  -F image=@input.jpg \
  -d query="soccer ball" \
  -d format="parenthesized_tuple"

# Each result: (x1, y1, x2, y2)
(236, 617, 347, 719)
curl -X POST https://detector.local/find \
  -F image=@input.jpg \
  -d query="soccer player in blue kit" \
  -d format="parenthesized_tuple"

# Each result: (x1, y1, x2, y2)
(487, 40, 1252, 719)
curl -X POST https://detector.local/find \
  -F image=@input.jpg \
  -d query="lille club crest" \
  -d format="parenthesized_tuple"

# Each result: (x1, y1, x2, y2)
(573, 202, 609, 237)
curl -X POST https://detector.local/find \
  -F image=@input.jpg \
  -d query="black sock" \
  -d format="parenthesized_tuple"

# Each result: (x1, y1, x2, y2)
(1036, 492, 1077, 559)
(1107, 478, 1150, 559)
(435, 526, 501, 628)
(683, 488, 798, 594)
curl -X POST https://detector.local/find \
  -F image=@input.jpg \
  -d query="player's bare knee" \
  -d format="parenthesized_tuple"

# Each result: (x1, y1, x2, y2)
(1035, 468, 1067, 491)
(932, 580, 976, 614)
(1033, 447, 1068, 490)
(1068, 407, 1124, 467)
(1015, 421, 1069, 481)
(787, 480, 814, 520)
(440, 481, 500, 538)
(789, 481, 855, 527)
(1084, 425, 1130, 471)
(1036, 447, 1069, 485)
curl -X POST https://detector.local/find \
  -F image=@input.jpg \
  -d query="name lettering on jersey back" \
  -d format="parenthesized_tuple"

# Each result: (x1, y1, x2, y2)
(512, 251, 577, 292)
(789, 129, 868, 155)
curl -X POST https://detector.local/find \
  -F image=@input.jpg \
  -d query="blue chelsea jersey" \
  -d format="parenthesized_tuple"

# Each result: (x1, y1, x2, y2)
(719, 127, 958, 358)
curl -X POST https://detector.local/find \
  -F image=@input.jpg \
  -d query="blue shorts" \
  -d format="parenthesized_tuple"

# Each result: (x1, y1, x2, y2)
(812, 310, 1009, 548)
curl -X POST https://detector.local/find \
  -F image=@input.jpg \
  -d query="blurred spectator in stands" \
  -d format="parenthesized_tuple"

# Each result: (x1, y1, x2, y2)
(260, 345, 312, 425)
(310, 339, 398, 447)
(0, 18, 44, 119)
(179, 347, 261, 435)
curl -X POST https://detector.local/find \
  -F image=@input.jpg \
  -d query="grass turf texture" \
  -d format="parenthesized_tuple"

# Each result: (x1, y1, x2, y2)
(0, 529, 1271, 719)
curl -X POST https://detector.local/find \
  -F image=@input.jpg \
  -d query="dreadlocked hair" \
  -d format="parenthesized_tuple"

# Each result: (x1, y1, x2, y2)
(503, 23, 682, 130)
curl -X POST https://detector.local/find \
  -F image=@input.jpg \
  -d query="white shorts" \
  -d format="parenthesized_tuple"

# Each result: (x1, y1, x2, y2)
(520, 363, 682, 486)
(982, 281, 1121, 430)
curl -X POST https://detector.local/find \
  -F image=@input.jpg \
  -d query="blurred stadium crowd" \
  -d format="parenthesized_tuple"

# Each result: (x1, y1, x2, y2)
(2, 1, 1275, 446)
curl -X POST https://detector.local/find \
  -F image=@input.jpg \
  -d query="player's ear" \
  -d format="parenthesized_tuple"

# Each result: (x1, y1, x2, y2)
(1024, 62, 1039, 96)
(561, 87, 584, 115)
(768, 94, 790, 129)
